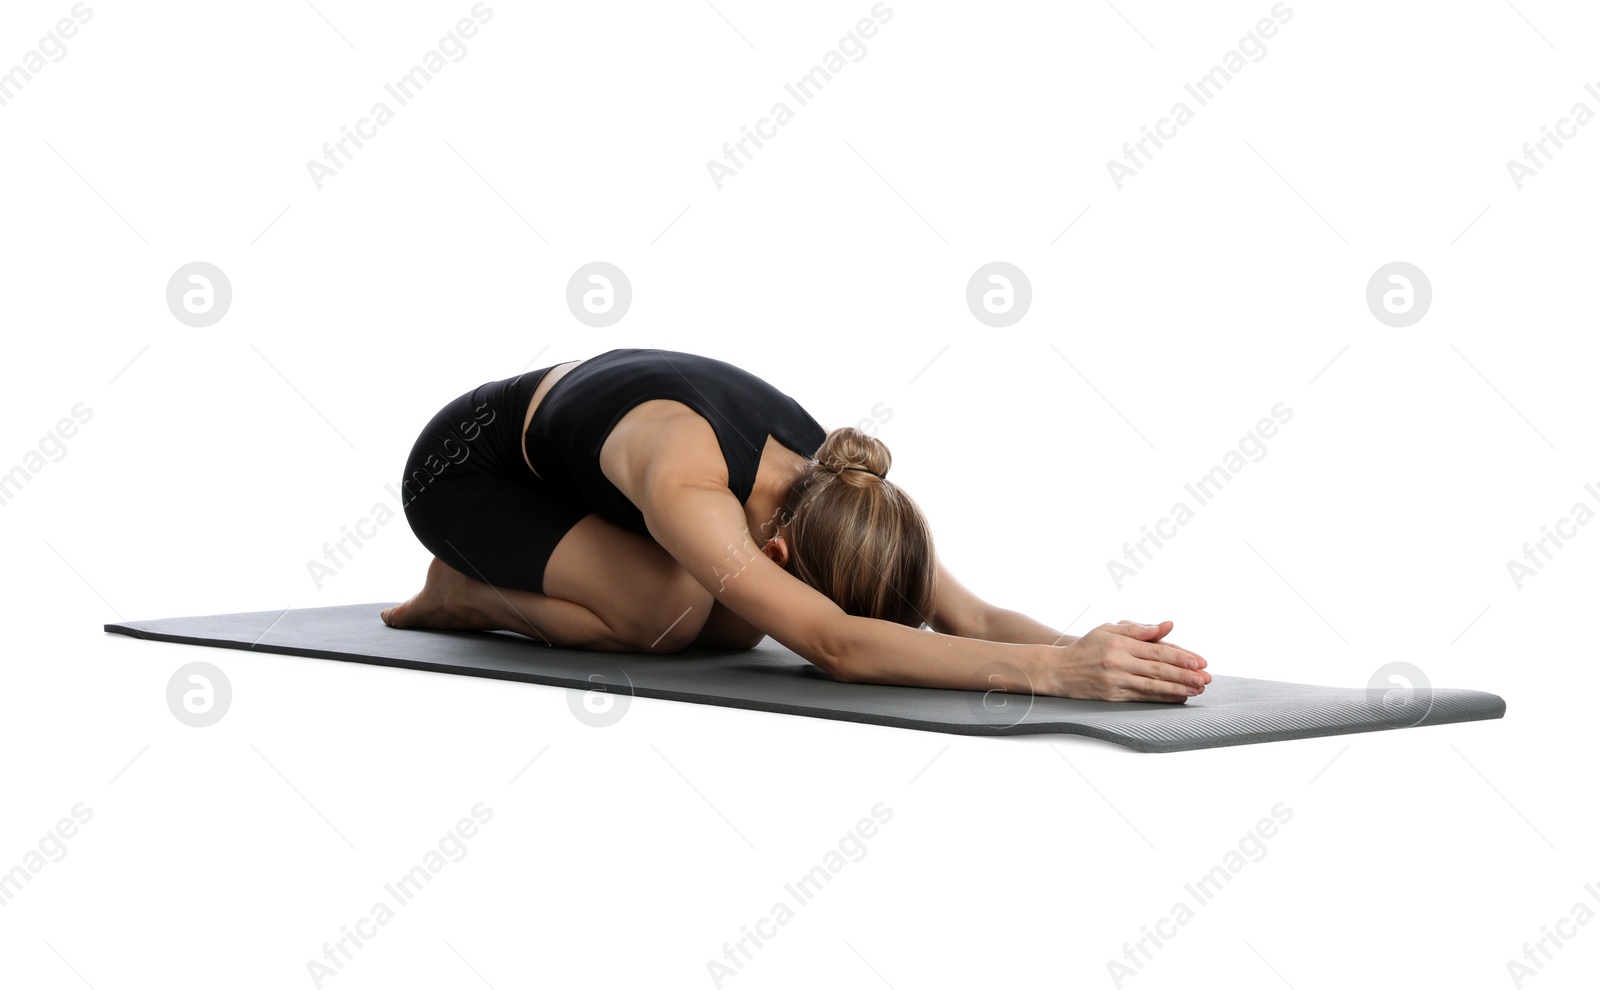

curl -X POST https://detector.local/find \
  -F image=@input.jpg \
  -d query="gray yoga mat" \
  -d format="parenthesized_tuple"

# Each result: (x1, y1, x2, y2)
(105, 603, 1505, 753)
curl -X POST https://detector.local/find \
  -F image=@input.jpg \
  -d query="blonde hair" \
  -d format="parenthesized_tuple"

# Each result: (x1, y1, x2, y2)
(781, 427, 936, 628)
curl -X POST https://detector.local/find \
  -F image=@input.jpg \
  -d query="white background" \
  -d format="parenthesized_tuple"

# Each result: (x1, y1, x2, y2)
(2, 1, 1596, 987)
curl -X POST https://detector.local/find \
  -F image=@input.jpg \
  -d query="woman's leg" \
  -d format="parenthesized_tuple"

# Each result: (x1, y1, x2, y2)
(383, 515, 765, 652)
(537, 513, 766, 651)
(388, 375, 764, 653)
(381, 555, 622, 647)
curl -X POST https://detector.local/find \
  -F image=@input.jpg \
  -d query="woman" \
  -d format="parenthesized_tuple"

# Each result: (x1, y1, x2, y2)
(382, 347, 1210, 702)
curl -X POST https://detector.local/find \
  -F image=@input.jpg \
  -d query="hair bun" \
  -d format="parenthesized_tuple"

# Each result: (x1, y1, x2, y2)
(815, 426, 890, 482)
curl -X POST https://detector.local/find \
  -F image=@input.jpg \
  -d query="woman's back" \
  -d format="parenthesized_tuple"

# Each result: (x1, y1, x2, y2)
(523, 348, 825, 535)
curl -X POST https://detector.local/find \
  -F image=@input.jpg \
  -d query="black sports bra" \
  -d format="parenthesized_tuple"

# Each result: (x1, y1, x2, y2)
(524, 348, 826, 536)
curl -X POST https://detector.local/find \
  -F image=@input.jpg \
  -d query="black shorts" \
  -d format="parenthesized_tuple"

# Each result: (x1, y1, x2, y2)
(399, 365, 590, 595)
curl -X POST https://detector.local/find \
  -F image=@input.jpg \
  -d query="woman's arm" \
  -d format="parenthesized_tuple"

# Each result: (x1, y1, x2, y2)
(635, 472, 1016, 686)
(632, 472, 1206, 701)
(929, 558, 1207, 673)
(929, 556, 1078, 646)
(608, 412, 1206, 700)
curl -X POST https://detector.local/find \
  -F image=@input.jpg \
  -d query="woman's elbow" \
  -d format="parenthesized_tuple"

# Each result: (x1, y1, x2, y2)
(807, 614, 862, 682)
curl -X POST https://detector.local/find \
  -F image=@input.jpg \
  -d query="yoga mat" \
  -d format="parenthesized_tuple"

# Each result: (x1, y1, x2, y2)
(105, 603, 1505, 753)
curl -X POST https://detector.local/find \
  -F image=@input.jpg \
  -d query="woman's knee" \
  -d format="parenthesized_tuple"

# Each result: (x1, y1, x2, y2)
(690, 600, 767, 651)
(625, 570, 714, 653)
(543, 519, 715, 653)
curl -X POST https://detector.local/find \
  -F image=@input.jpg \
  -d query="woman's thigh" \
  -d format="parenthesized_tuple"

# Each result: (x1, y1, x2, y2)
(401, 378, 588, 595)
(541, 514, 735, 652)
(416, 477, 761, 651)
(408, 474, 590, 596)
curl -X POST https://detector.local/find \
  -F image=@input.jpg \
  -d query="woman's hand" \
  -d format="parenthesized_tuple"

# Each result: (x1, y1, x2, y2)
(1038, 620, 1210, 702)
(1115, 617, 1202, 666)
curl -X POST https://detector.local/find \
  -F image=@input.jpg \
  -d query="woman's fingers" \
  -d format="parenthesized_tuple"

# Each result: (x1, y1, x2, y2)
(1127, 639, 1206, 672)
(1120, 673, 1196, 701)
(1109, 620, 1208, 670)
(1107, 619, 1173, 641)
(1161, 640, 1207, 668)
(1134, 655, 1206, 689)
(1103, 636, 1208, 695)
(1058, 620, 1213, 702)
(1111, 639, 1209, 692)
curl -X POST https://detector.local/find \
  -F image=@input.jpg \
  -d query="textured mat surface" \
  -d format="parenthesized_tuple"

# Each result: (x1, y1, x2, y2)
(105, 603, 1506, 753)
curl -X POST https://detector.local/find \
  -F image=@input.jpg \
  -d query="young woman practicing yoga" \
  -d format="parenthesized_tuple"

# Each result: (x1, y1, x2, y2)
(381, 347, 1210, 702)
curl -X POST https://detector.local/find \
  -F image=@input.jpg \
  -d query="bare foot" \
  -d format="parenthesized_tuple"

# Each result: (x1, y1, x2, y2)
(381, 558, 481, 630)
